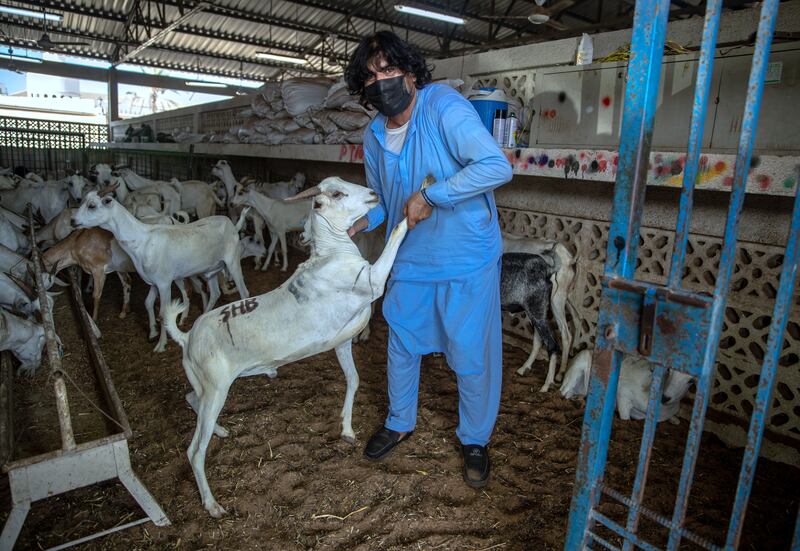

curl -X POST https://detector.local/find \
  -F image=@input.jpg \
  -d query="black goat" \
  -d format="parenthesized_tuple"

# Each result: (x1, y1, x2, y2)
(501, 252, 561, 392)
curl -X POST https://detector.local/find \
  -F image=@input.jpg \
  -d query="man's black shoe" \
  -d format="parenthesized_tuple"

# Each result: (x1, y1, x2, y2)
(462, 444, 490, 488)
(363, 427, 412, 461)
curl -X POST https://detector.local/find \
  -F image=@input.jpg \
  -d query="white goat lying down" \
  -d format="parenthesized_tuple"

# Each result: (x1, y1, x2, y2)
(72, 190, 250, 352)
(163, 176, 423, 517)
(560, 349, 693, 423)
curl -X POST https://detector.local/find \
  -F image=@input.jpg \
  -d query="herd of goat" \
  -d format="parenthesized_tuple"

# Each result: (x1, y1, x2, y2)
(0, 161, 692, 516)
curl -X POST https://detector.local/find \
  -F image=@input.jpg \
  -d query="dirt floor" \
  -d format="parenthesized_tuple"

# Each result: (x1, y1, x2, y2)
(2, 249, 799, 550)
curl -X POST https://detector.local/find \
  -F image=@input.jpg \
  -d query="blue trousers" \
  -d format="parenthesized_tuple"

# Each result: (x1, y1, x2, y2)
(381, 261, 503, 446)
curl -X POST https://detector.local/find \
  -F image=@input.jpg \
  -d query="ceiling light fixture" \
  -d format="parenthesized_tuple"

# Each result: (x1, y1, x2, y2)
(0, 5, 61, 21)
(394, 5, 465, 25)
(0, 52, 42, 63)
(184, 80, 228, 88)
(255, 52, 308, 65)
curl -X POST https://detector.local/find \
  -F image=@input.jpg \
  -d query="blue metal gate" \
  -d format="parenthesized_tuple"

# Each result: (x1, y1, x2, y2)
(563, 0, 798, 548)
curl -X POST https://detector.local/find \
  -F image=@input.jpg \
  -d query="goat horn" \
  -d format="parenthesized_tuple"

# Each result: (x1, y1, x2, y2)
(285, 185, 321, 202)
(7, 272, 36, 300)
(98, 181, 120, 197)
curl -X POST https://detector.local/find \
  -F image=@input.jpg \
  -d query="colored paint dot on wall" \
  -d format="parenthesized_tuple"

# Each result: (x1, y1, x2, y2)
(714, 161, 727, 173)
(723, 176, 734, 187)
(548, 160, 555, 168)
(528, 156, 536, 164)
(601, 96, 611, 107)
(699, 155, 709, 166)
(757, 175, 771, 190)
(783, 178, 796, 189)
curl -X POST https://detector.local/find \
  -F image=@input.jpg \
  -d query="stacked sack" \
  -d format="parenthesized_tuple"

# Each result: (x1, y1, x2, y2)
(216, 77, 376, 146)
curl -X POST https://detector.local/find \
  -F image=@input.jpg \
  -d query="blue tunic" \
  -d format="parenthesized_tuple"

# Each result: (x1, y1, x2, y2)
(363, 83, 512, 446)
(364, 84, 512, 281)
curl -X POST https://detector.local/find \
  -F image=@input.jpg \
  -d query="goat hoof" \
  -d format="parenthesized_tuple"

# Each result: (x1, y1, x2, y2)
(118, 312, 127, 320)
(516, 366, 531, 376)
(538, 384, 551, 393)
(206, 502, 226, 518)
(340, 433, 356, 445)
(214, 426, 229, 438)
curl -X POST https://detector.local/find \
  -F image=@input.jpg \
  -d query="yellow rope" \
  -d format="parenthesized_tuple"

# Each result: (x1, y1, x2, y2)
(595, 40, 692, 63)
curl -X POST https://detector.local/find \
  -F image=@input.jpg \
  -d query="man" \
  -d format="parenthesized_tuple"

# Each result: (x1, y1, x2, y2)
(345, 31, 512, 488)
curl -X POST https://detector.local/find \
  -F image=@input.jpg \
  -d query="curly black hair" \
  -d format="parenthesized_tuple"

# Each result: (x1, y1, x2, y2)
(345, 31, 433, 106)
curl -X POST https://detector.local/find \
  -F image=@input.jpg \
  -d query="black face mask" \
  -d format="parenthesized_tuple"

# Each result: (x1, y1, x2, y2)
(364, 75, 414, 117)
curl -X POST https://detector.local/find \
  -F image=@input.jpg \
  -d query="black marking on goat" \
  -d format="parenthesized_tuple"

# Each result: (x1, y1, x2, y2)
(219, 298, 259, 323)
(501, 253, 561, 357)
(287, 280, 308, 303)
(219, 298, 259, 345)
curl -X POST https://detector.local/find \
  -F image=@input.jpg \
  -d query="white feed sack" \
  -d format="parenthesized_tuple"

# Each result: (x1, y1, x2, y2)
(328, 111, 371, 131)
(282, 77, 335, 116)
(281, 128, 320, 145)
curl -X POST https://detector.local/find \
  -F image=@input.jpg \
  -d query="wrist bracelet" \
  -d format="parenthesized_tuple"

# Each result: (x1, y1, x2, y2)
(420, 188, 435, 207)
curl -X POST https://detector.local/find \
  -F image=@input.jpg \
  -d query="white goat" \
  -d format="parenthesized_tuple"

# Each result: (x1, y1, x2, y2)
(0, 310, 45, 375)
(162, 176, 422, 518)
(0, 244, 63, 290)
(0, 272, 40, 317)
(231, 186, 310, 272)
(0, 214, 27, 253)
(0, 179, 70, 223)
(0, 206, 27, 230)
(72, 191, 249, 352)
(212, 161, 269, 267)
(560, 349, 693, 423)
(502, 233, 579, 383)
(169, 178, 225, 219)
(351, 226, 385, 342)
(258, 172, 307, 200)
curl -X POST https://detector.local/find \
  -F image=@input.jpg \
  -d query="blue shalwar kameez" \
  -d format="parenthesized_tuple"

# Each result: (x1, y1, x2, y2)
(363, 83, 513, 446)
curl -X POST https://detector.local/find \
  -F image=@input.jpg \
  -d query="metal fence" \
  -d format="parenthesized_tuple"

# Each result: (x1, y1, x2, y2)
(564, 0, 797, 548)
(0, 116, 109, 178)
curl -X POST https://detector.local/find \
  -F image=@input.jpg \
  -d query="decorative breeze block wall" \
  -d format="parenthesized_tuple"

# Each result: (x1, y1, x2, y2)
(498, 206, 800, 445)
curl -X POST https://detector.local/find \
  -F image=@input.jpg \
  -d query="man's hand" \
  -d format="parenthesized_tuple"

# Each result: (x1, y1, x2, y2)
(404, 191, 432, 230)
(347, 216, 369, 237)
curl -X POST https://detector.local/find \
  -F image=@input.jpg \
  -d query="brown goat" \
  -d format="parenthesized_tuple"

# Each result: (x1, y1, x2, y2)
(42, 228, 134, 320)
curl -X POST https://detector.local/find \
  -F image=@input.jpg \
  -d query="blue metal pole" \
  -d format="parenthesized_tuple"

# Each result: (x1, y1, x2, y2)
(621, 364, 667, 551)
(564, 0, 671, 545)
(724, 174, 800, 548)
(666, 0, 781, 548)
(667, 0, 723, 288)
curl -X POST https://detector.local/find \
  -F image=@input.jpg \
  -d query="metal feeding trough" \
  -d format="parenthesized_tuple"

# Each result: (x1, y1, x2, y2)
(0, 210, 169, 550)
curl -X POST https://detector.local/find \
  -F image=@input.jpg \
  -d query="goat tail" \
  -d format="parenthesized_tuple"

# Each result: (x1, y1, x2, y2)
(162, 299, 190, 349)
(234, 207, 251, 232)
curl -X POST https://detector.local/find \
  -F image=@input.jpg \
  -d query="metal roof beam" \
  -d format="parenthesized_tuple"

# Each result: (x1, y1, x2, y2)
(415, 0, 532, 35)
(8, 0, 366, 47)
(114, 2, 209, 65)
(281, 0, 485, 45)
(0, 18, 338, 76)
(1, 2, 353, 61)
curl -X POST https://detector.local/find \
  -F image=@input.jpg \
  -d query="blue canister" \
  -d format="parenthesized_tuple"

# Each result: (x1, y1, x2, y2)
(467, 88, 508, 134)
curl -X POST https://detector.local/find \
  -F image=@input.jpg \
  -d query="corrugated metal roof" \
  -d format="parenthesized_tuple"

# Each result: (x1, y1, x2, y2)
(0, 0, 637, 82)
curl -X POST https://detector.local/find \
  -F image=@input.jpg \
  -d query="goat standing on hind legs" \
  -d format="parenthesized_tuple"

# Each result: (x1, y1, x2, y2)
(162, 176, 424, 518)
